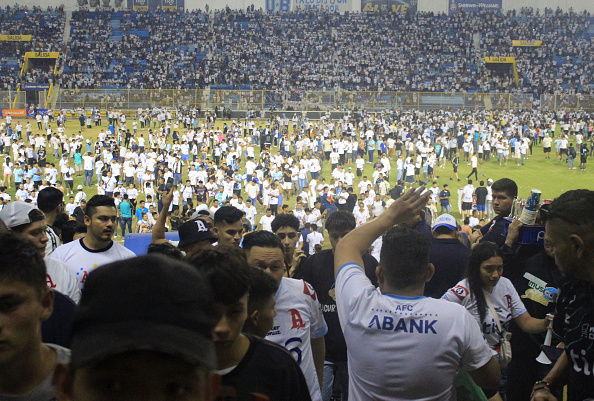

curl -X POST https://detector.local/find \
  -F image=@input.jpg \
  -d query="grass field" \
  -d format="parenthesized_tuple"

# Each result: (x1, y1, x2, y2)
(2, 117, 593, 244)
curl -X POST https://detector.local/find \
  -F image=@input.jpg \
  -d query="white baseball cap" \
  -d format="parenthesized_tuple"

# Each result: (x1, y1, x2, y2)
(431, 214, 457, 231)
(78, 185, 84, 190)
(0, 202, 44, 228)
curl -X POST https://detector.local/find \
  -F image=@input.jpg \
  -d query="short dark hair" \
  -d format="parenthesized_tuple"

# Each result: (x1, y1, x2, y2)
(247, 265, 278, 313)
(85, 195, 116, 217)
(186, 246, 250, 305)
(37, 187, 64, 213)
(147, 243, 185, 260)
(491, 178, 518, 198)
(242, 231, 283, 254)
(380, 226, 431, 289)
(548, 189, 594, 233)
(214, 206, 243, 226)
(325, 210, 355, 232)
(0, 233, 46, 293)
(271, 214, 299, 233)
(466, 241, 501, 323)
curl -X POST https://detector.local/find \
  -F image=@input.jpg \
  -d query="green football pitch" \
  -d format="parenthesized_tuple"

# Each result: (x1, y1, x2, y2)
(3, 117, 593, 236)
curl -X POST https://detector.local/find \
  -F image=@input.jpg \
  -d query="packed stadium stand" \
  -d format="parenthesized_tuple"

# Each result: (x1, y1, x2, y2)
(1, 5, 593, 98)
(0, 6, 65, 90)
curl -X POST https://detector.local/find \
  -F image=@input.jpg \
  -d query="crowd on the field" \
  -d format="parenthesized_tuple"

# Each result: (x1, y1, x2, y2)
(0, 107, 593, 401)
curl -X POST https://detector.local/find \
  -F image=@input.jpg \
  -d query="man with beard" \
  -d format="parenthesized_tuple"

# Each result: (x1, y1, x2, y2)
(51, 195, 135, 290)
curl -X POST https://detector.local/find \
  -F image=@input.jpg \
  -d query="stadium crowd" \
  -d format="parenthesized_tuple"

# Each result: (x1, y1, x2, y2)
(0, 106, 593, 400)
(1, 6, 593, 97)
(0, 5, 65, 90)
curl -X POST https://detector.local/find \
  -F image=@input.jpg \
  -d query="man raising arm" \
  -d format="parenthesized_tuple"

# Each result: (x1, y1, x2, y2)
(334, 187, 500, 401)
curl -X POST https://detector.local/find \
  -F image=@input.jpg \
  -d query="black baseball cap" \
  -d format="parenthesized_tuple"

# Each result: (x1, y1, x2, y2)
(70, 254, 217, 369)
(178, 218, 217, 249)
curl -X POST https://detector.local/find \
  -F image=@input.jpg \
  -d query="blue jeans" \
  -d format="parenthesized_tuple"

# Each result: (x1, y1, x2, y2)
(368, 149, 374, 163)
(173, 172, 182, 186)
(298, 178, 307, 193)
(322, 360, 349, 401)
(120, 217, 132, 235)
(568, 155, 575, 168)
(84, 169, 93, 186)
(440, 204, 452, 215)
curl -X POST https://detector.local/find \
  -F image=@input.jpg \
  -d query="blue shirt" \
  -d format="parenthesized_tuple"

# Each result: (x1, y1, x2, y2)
(135, 206, 148, 220)
(120, 201, 132, 218)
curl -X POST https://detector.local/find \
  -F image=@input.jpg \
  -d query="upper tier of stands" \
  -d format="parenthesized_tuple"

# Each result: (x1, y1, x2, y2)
(1, 6, 593, 98)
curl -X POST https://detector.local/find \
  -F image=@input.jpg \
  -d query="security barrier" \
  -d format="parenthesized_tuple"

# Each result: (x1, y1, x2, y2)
(5, 89, 590, 112)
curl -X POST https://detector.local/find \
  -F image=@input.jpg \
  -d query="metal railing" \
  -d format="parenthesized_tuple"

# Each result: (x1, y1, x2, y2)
(47, 89, 536, 112)
(540, 94, 594, 111)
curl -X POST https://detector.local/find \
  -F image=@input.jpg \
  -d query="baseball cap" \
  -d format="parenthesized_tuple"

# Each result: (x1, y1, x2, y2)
(178, 218, 217, 249)
(0, 202, 44, 228)
(432, 214, 458, 231)
(487, 178, 493, 185)
(77, 185, 83, 190)
(70, 254, 217, 369)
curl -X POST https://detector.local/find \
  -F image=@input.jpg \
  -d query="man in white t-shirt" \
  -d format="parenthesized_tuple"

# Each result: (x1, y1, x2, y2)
(333, 188, 500, 401)
(0, 201, 81, 303)
(258, 208, 275, 232)
(306, 223, 324, 255)
(243, 231, 327, 401)
(51, 195, 135, 290)
(461, 180, 475, 220)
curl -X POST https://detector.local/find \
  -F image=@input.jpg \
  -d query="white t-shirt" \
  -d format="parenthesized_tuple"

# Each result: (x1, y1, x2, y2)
(442, 277, 526, 354)
(45, 257, 82, 303)
(259, 215, 275, 232)
(336, 263, 492, 401)
(266, 278, 328, 401)
(462, 184, 474, 203)
(51, 239, 135, 290)
(306, 231, 324, 255)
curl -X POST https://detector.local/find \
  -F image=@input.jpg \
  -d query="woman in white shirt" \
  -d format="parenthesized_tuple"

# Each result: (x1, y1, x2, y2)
(2, 156, 13, 188)
(442, 241, 550, 401)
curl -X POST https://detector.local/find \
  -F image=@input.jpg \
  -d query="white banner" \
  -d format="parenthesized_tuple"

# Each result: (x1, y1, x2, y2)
(292, 0, 352, 13)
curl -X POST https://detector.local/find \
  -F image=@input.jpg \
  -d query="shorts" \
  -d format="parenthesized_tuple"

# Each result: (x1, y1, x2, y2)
(476, 204, 485, 212)
(75, 164, 83, 172)
(462, 201, 472, 211)
(405, 175, 414, 183)
(560, 148, 567, 155)
(453, 166, 458, 173)
(357, 169, 363, 177)
(182, 154, 189, 161)
(544, 147, 551, 153)
(283, 182, 292, 190)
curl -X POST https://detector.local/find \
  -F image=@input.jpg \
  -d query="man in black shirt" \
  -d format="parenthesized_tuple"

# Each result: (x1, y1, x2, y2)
(473, 178, 517, 247)
(295, 211, 378, 401)
(532, 190, 594, 401)
(425, 214, 469, 299)
(187, 247, 311, 401)
(475, 180, 488, 219)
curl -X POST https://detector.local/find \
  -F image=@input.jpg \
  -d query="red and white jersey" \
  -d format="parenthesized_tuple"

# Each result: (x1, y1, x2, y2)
(45, 257, 81, 303)
(51, 239, 136, 290)
(442, 277, 526, 353)
(266, 277, 327, 401)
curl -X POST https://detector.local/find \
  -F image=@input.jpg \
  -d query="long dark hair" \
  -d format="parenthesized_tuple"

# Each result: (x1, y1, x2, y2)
(466, 241, 502, 323)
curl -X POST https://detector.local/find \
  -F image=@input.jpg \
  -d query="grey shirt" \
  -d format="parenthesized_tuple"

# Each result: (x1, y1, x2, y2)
(0, 344, 70, 401)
